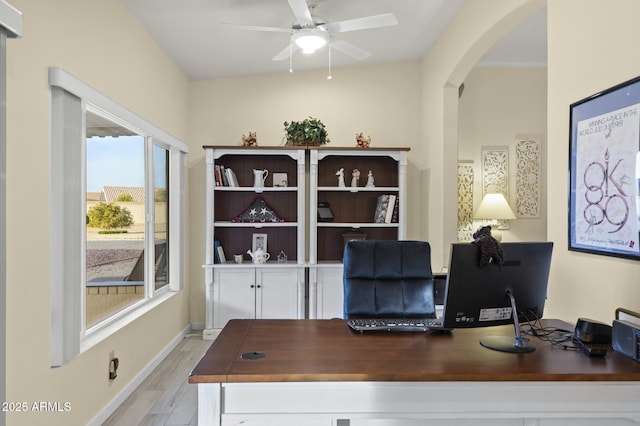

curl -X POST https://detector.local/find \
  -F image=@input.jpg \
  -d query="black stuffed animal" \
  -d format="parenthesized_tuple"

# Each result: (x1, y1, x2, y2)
(472, 226, 504, 267)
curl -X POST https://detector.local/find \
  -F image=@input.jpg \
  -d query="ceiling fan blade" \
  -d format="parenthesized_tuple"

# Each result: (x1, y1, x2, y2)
(325, 13, 398, 33)
(220, 22, 291, 33)
(329, 38, 370, 61)
(272, 43, 300, 61)
(287, 0, 313, 25)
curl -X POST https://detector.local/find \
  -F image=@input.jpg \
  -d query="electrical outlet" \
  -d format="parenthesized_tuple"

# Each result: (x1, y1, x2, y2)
(109, 351, 119, 380)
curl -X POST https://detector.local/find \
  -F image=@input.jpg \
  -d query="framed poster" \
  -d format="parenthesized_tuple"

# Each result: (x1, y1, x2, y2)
(569, 76, 640, 260)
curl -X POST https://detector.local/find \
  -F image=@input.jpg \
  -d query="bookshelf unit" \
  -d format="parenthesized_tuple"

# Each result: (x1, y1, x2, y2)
(202, 146, 409, 332)
(308, 147, 409, 319)
(202, 146, 306, 338)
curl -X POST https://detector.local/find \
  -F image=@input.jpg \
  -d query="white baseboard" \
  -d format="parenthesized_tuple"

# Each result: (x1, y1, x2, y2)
(87, 323, 192, 426)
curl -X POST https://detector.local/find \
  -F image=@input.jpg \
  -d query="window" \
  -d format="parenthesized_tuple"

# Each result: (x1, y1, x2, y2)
(85, 112, 146, 328)
(49, 68, 188, 366)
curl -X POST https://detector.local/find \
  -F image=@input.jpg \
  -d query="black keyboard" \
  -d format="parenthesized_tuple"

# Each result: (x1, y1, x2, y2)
(347, 318, 444, 332)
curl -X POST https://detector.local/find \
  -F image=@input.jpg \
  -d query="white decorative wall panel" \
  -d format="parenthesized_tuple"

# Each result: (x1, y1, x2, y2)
(515, 138, 541, 218)
(481, 146, 509, 229)
(457, 162, 474, 242)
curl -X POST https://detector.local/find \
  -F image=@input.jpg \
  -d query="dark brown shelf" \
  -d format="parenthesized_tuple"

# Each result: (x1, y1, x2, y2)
(317, 226, 398, 261)
(211, 151, 301, 263)
(315, 151, 403, 261)
(317, 155, 399, 187)
(316, 191, 398, 223)
(214, 191, 297, 222)
(214, 227, 298, 263)
(206, 147, 407, 264)
(214, 154, 299, 188)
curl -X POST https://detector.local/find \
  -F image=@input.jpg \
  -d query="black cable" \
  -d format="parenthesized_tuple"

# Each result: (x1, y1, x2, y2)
(519, 315, 585, 351)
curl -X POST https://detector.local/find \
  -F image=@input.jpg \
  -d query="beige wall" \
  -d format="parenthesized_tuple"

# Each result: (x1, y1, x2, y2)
(430, 0, 640, 322)
(186, 62, 423, 323)
(545, 0, 640, 322)
(458, 66, 547, 242)
(419, 0, 546, 269)
(420, 0, 640, 322)
(6, 0, 190, 424)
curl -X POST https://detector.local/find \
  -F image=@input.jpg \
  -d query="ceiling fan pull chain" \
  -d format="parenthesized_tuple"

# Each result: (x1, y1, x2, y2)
(327, 45, 332, 80)
(289, 41, 293, 73)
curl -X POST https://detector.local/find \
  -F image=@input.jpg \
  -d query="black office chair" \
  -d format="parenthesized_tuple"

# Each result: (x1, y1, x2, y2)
(342, 240, 436, 319)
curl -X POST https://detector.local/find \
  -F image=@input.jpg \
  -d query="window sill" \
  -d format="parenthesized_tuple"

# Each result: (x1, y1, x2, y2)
(80, 289, 177, 354)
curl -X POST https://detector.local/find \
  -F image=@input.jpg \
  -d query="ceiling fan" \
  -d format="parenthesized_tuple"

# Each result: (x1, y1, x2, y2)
(221, 0, 398, 62)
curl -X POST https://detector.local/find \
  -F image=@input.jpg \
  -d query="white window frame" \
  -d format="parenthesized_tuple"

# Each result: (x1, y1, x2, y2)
(49, 67, 188, 366)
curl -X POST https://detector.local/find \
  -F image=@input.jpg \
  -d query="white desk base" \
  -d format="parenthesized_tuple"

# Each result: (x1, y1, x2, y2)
(196, 381, 640, 426)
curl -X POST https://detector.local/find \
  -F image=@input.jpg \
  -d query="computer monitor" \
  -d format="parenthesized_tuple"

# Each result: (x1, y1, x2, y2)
(441, 242, 554, 353)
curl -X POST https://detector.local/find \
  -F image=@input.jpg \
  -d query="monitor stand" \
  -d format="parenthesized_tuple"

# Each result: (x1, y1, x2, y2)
(479, 291, 535, 353)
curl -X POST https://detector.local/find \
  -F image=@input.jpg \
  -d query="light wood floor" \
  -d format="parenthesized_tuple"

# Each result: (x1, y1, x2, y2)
(103, 330, 212, 426)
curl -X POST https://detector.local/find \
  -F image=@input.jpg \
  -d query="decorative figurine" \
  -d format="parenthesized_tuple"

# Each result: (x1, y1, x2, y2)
(336, 168, 345, 187)
(356, 132, 371, 148)
(365, 170, 375, 188)
(242, 132, 258, 147)
(277, 250, 288, 263)
(351, 169, 360, 187)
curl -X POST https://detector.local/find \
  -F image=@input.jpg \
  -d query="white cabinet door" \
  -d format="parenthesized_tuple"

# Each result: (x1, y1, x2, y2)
(214, 267, 303, 328)
(310, 266, 344, 319)
(214, 268, 256, 328)
(256, 268, 302, 319)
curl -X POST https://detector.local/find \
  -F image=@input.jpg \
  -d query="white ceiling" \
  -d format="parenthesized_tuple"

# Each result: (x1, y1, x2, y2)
(122, 0, 547, 81)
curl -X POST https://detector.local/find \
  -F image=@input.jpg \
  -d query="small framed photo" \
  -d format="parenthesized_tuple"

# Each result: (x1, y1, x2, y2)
(252, 233, 267, 253)
(272, 172, 288, 187)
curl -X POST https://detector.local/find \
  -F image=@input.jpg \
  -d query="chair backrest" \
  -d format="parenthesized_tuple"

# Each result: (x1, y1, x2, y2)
(342, 240, 435, 319)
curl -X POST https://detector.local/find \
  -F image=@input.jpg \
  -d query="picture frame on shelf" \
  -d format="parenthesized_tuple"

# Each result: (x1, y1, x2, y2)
(317, 201, 334, 222)
(569, 75, 640, 260)
(272, 172, 288, 187)
(252, 233, 267, 254)
(341, 229, 367, 259)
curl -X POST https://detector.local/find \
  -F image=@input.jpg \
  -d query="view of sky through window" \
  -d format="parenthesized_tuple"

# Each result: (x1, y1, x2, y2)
(87, 136, 144, 192)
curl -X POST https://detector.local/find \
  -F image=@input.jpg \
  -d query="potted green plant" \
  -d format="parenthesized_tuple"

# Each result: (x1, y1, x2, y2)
(283, 117, 330, 146)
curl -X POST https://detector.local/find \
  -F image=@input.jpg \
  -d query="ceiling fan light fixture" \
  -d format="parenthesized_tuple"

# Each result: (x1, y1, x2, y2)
(293, 29, 328, 54)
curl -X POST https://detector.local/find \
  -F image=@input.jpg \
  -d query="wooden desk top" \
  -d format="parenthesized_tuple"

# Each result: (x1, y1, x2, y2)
(189, 319, 640, 384)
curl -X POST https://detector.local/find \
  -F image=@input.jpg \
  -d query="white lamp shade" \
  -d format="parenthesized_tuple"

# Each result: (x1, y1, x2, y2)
(474, 193, 516, 220)
(293, 29, 328, 54)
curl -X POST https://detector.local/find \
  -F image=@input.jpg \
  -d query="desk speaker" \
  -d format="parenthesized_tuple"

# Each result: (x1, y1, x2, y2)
(574, 318, 612, 344)
(612, 320, 640, 361)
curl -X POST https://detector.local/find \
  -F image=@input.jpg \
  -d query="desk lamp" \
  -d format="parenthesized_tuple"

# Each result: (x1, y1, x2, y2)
(473, 193, 516, 241)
